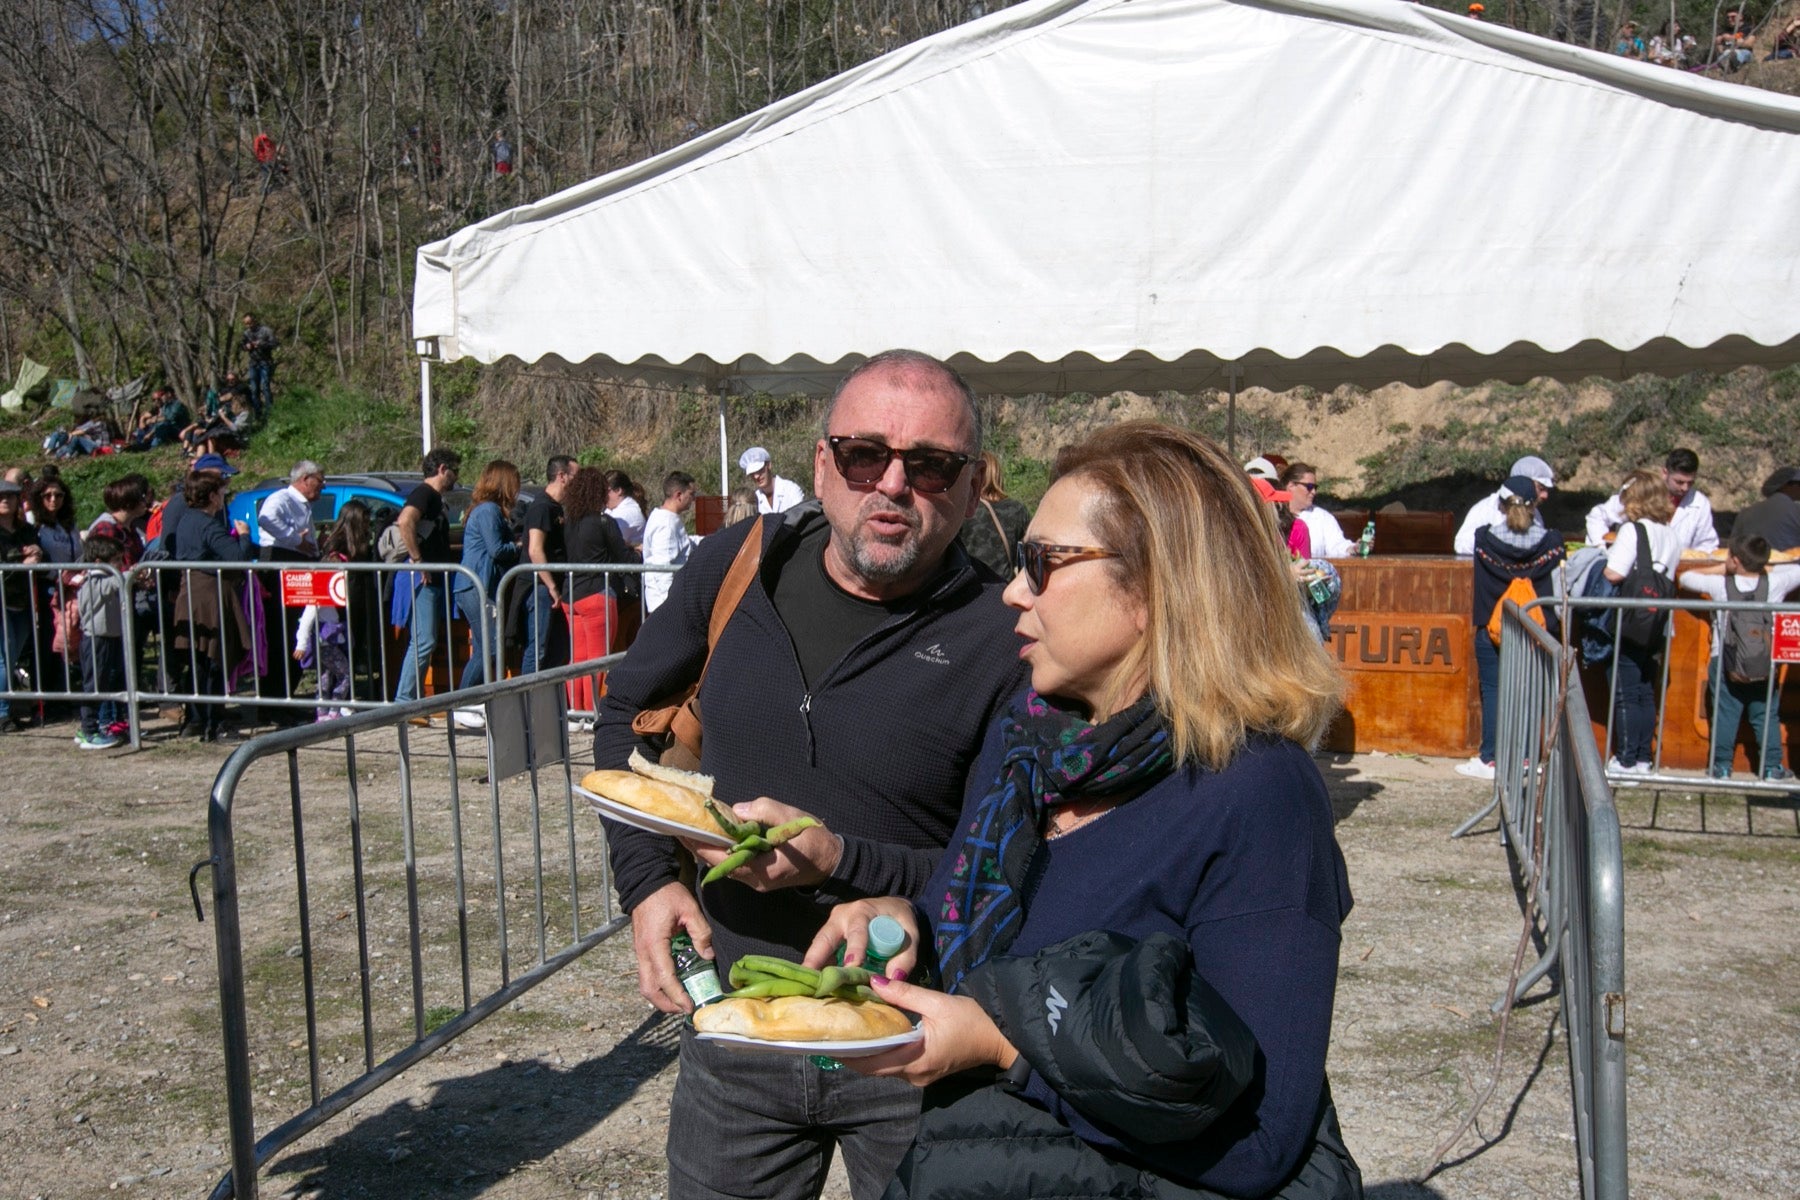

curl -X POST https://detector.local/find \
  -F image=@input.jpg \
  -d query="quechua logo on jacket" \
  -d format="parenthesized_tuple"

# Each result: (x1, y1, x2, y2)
(1045, 985, 1068, 1035)
(913, 642, 951, 665)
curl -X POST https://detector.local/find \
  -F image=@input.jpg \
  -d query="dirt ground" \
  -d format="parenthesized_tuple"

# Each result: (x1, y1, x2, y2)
(1, 716, 1797, 1200)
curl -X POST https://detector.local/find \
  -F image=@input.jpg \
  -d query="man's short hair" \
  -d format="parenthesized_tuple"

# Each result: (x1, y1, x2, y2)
(422, 447, 462, 477)
(1730, 534, 1771, 574)
(546, 455, 577, 482)
(1665, 448, 1699, 476)
(662, 471, 695, 499)
(290, 460, 323, 484)
(823, 350, 982, 455)
(102, 476, 148, 512)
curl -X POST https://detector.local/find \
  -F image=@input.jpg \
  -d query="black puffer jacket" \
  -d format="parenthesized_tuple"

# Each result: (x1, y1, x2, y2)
(887, 932, 1362, 1200)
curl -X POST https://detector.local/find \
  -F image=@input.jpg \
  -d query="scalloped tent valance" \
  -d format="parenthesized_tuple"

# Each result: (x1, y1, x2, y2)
(413, 0, 1800, 456)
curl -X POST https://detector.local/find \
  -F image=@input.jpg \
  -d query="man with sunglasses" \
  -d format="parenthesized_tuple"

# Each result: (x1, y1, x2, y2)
(594, 350, 1028, 1200)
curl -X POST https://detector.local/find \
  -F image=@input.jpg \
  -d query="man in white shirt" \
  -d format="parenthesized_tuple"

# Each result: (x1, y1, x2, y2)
(1584, 448, 1718, 553)
(1454, 455, 1555, 555)
(739, 446, 805, 513)
(1280, 461, 1356, 558)
(257, 460, 324, 562)
(642, 471, 697, 614)
(255, 460, 324, 724)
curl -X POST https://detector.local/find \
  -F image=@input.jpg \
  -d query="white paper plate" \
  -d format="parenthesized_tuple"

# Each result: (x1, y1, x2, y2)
(694, 1025, 923, 1058)
(576, 786, 736, 848)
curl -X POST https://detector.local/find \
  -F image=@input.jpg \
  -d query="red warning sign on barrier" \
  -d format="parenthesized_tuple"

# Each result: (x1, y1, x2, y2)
(1773, 612, 1800, 663)
(280, 569, 348, 608)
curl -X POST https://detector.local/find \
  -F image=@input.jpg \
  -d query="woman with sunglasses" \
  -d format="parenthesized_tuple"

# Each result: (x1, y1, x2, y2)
(1282, 462, 1357, 559)
(803, 422, 1360, 1199)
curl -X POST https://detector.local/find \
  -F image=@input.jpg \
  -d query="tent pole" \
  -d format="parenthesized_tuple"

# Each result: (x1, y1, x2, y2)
(717, 392, 729, 497)
(1225, 364, 1242, 459)
(420, 357, 433, 454)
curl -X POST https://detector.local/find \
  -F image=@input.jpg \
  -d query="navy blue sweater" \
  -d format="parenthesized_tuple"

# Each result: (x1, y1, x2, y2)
(916, 702, 1353, 1197)
(594, 505, 1028, 974)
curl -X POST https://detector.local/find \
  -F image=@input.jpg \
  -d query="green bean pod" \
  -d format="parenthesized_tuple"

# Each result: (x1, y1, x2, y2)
(726, 978, 816, 999)
(733, 955, 823, 987)
(765, 817, 820, 845)
(702, 846, 756, 885)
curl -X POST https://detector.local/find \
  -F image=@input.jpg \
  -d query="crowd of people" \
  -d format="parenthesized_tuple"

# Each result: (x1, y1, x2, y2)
(1610, 7, 1799, 69)
(41, 313, 279, 465)
(1454, 447, 1800, 785)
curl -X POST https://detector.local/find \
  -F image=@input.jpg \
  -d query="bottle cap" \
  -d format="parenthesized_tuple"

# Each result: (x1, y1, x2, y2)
(866, 915, 908, 959)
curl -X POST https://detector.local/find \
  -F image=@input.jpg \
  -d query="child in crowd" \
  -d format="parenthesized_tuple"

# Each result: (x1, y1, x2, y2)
(293, 502, 372, 720)
(74, 536, 128, 750)
(1682, 534, 1800, 780)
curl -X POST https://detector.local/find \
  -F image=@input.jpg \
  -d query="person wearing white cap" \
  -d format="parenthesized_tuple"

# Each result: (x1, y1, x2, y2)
(738, 445, 805, 514)
(1452, 454, 1555, 555)
(1583, 448, 1718, 554)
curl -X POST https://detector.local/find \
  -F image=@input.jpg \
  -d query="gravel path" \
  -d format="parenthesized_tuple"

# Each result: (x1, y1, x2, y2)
(0, 718, 1795, 1198)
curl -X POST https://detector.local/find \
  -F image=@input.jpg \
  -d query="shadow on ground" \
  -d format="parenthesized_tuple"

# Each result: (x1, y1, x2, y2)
(263, 1010, 681, 1197)
(1365, 1183, 1450, 1199)
(1316, 753, 1385, 824)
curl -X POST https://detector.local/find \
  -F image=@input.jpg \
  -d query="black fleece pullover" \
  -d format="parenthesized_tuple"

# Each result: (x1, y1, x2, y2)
(594, 503, 1028, 976)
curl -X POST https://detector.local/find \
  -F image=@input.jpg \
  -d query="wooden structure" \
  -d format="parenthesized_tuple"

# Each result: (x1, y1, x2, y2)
(1323, 555, 1479, 757)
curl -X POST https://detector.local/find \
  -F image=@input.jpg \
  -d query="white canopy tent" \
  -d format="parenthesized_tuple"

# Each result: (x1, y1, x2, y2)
(412, 0, 1800, 487)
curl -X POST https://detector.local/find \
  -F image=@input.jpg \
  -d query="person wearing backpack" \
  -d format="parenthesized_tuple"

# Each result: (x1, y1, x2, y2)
(1601, 470, 1678, 773)
(1681, 535, 1800, 780)
(1459, 475, 1565, 780)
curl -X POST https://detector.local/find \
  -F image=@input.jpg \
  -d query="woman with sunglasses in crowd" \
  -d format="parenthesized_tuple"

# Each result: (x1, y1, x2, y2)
(723, 423, 1359, 1198)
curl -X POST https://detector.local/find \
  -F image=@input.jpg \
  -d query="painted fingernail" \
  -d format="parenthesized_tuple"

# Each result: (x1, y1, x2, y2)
(870, 975, 889, 987)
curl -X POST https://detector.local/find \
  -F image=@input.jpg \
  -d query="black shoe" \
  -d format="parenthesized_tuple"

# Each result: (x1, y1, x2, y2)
(0, 717, 21, 733)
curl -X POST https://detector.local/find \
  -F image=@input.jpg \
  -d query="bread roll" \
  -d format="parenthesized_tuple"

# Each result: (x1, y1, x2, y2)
(693, 995, 915, 1042)
(627, 748, 716, 798)
(581, 769, 715, 834)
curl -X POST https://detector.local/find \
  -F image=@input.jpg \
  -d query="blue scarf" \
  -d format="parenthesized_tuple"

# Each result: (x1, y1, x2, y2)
(935, 690, 1172, 994)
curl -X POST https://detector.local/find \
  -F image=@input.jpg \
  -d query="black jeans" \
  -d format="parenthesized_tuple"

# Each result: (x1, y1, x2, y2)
(666, 1025, 921, 1200)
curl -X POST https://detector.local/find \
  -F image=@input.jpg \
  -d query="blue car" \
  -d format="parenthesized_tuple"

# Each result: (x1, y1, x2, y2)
(227, 474, 475, 540)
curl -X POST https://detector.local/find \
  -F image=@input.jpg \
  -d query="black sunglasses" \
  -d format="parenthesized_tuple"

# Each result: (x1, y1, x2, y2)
(1291, 481, 1318, 492)
(827, 436, 971, 494)
(1013, 541, 1121, 595)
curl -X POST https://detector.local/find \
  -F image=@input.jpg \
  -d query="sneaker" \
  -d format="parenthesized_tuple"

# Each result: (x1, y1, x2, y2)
(1709, 765, 1732, 780)
(105, 721, 131, 738)
(1454, 757, 1496, 781)
(452, 708, 486, 731)
(1763, 767, 1795, 783)
(75, 731, 123, 751)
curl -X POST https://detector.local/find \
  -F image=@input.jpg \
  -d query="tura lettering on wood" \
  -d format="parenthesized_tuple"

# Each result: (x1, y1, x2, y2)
(1325, 614, 1459, 674)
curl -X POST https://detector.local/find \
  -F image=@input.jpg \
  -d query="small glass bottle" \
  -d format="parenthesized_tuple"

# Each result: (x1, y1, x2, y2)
(671, 933, 723, 1010)
(812, 915, 910, 1071)
(1356, 521, 1376, 558)
(862, 915, 908, 977)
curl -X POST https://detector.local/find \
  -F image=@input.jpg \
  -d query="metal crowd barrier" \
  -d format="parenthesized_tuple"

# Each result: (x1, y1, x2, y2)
(1, 559, 496, 738)
(0, 562, 142, 745)
(193, 660, 628, 1200)
(491, 560, 679, 717)
(1551, 593, 1800, 830)
(1454, 600, 1627, 1200)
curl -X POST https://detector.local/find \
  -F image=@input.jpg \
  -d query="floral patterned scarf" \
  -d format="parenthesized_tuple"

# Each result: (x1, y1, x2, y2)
(935, 690, 1172, 995)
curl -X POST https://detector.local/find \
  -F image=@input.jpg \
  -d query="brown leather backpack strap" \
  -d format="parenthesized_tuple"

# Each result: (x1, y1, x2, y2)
(705, 516, 765, 652)
(981, 500, 1011, 560)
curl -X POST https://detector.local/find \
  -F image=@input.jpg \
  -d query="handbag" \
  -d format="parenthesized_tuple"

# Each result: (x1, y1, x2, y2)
(629, 516, 764, 769)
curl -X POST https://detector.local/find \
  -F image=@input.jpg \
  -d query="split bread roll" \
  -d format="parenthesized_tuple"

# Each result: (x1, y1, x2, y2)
(581, 769, 715, 834)
(693, 995, 916, 1042)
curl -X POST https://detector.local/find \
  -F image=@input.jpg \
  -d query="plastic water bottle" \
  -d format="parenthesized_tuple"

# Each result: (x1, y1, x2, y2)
(670, 933, 723, 1010)
(1356, 521, 1376, 558)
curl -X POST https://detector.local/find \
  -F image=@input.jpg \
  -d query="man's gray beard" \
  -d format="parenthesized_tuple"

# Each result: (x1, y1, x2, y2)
(846, 525, 925, 584)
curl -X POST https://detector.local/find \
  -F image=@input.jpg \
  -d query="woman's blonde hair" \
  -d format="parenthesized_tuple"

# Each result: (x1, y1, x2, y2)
(1052, 421, 1344, 769)
(470, 459, 520, 512)
(723, 486, 758, 526)
(978, 450, 1010, 503)
(1502, 494, 1536, 533)
(1620, 469, 1674, 524)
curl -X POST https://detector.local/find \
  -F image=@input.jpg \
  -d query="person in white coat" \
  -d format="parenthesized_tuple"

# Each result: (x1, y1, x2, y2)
(739, 446, 805, 513)
(641, 471, 696, 614)
(1454, 455, 1555, 555)
(1584, 448, 1718, 553)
